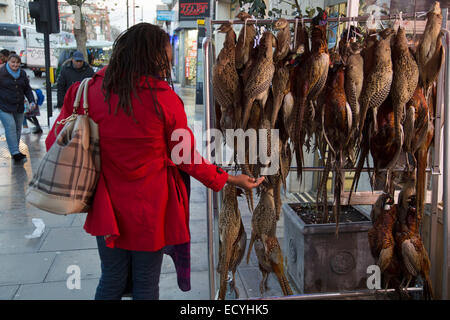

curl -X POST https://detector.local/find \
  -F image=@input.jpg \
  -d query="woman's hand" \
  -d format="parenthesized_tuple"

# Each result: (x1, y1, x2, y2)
(227, 174, 265, 191)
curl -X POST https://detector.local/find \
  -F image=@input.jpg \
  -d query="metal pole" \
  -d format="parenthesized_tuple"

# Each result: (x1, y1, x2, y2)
(216, 166, 433, 173)
(43, 31, 52, 126)
(203, 21, 215, 300)
(442, 27, 450, 300)
(133, 0, 135, 26)
(248, 287, 423, 300)
(430, 16, 447, 286)
(204, 0, 218, 301)
(211, 12, 429, 25)
(126, 0, 129, 29)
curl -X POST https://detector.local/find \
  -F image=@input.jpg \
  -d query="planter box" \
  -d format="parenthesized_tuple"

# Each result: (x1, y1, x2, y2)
(283, 203, 375, 294)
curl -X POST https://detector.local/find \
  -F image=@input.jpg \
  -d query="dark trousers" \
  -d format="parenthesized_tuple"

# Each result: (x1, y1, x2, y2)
(94, 236, 164, 300)
(25, 116, 41, 129)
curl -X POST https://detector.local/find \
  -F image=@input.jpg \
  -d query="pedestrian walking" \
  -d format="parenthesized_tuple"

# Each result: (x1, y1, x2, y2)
(0, 49, 10, 68)
(56, 50, 94, 109)
(24, 88, 44, 134)
(0, 54, 36, 162)
(45, 23, 264, 300)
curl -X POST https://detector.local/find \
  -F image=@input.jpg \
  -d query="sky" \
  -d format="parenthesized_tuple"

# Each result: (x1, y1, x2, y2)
(97, 0, 164, 32)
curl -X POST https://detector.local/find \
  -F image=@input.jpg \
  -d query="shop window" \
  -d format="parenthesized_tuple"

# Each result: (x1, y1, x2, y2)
(184, 29, 198, 86)
(327, 2, 347, 49)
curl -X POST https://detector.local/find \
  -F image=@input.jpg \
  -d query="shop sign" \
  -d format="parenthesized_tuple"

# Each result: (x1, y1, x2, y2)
(157, 10, 175, 21)
(179, 0, 210, 21)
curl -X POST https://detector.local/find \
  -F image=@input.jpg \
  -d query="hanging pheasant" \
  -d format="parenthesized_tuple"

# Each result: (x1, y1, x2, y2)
(291, 12, 329, 182)
(388, 26, 419, 171)
(241, 31, 276, 130)
(212, 23, 240, 132)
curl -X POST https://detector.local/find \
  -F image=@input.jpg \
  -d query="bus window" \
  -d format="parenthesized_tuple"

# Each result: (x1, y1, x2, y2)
(0, 24, 29, 66)
(0, 24, 21, 37)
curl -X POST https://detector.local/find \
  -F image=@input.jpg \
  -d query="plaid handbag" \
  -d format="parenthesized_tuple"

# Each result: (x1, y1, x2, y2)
(26, 77, 101, 214)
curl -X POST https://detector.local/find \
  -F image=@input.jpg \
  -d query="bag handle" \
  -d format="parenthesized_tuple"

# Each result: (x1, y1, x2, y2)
(82, 77, 91, 115)
(55, 77, 92, 137)
(72, 77, 91, 115)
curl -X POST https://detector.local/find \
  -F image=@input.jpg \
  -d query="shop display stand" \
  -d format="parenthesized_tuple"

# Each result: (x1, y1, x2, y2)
(202, 11, 450, 300)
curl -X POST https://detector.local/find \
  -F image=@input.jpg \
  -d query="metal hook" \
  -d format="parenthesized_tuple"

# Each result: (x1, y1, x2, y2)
(243, 18, 249, 47)
(254, 18, 259, 46)
(413, 0, 418, 41)
(293, 17, 299, 51)
(335, 14, 341, 51)
(346, 14, 351, 43)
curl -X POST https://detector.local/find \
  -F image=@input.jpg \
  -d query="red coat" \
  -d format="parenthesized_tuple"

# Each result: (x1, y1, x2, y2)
(46, 67, 228, 251)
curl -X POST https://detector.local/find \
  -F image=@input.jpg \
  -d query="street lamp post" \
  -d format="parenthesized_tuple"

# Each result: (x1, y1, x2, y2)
(126, 0, 129, 29)
(127, 0, 141, 28)
(135, 5, 143, 23)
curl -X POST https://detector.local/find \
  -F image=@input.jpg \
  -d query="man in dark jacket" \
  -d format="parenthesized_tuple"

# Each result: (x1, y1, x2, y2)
(56, 50, 94, 109)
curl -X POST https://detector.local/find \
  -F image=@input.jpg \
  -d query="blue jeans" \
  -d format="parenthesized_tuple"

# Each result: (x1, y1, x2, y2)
(0, 110, 24, 156)
(95, 236, 164, 300)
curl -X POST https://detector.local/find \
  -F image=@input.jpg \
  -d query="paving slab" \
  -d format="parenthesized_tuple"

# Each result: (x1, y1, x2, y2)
(188, 202, 207, 221)
(190, 186, 207, 203)
(188, 219, 208, 243)
(161, 241, 208, 274)
(13, 279, 99, 300)
(39, 227, 97, 252)
(0, 252, 56, 286)
(0, 285, 19, 300)
(0, 228, 49, 254)
(71, 213, 88, 227)
(44, 249, 101, 282)
(0, 207, 76, 231)
(237, 266, 297, 299)
(159, 271, 210, 300)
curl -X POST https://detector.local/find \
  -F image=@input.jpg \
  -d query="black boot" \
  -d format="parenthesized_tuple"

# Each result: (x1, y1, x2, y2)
(32, 127, 43, 134)
(13, 153, 26, 162)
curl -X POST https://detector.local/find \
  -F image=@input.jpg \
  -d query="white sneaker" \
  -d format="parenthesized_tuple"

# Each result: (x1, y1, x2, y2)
(22, 128, 31, 134)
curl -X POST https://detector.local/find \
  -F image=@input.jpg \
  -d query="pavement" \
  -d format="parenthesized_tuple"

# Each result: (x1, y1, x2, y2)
(0, 75, 294, 300)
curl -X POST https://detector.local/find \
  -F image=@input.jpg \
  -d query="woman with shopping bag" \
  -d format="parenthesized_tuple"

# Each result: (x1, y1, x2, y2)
(0, 54, 36, 162)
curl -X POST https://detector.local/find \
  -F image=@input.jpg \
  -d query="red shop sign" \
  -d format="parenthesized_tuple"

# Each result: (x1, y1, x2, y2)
(179, 0, 210, 21)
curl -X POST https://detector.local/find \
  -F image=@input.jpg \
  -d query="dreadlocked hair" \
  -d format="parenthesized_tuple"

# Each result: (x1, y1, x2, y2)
(102, 23, 173, 120)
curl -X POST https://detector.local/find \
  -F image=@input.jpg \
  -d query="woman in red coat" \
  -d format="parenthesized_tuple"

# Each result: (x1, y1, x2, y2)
(45, 23, 263, 300)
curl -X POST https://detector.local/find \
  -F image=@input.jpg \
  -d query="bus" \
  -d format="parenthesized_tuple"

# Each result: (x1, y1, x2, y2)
(0, 23, 33, 65)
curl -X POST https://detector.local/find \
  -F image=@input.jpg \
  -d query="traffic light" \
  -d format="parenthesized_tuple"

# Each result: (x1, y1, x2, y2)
(29, 0, 60, 34)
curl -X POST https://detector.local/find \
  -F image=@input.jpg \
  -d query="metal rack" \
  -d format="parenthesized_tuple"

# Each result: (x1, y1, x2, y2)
(202, 11, 450, 300)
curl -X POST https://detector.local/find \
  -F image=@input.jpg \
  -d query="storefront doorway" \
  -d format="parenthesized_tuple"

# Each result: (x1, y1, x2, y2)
(184, 29, 198, 87)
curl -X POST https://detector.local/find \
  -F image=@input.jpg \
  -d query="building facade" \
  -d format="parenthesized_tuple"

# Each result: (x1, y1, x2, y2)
(0, 1, 112, 42)
(0, 0, 32, 25)
(58, 1, 112, 41)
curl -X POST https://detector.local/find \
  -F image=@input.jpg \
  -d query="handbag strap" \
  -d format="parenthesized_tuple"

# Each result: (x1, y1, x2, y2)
(72, 77, 91, 115)
(55, 77, 92, 137)
(82, 77, 91, 115)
